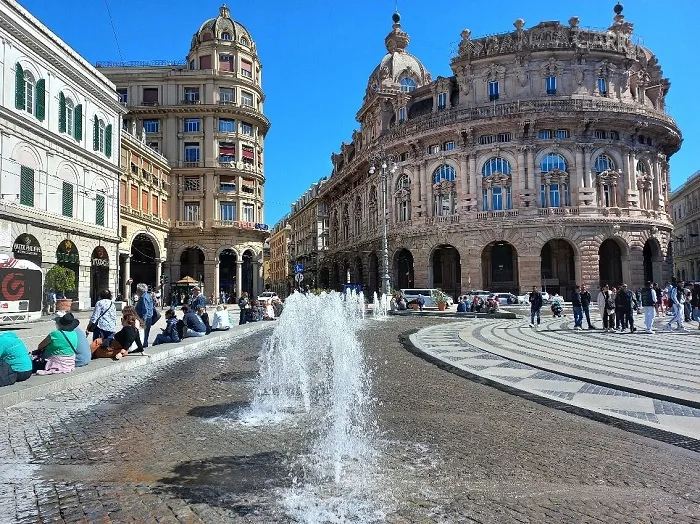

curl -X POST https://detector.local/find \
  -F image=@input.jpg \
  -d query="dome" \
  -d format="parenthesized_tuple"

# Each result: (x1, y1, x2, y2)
(366, 13, 431, 96)
(192, 5, 254, 48)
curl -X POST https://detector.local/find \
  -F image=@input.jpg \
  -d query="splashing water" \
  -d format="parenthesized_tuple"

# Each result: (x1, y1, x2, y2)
(372, 292, 390, 320)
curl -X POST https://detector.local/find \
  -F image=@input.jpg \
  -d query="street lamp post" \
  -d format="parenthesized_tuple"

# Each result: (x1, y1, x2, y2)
(369, 150, 397, 296)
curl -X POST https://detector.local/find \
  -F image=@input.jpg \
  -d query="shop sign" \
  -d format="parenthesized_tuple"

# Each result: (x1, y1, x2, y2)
(233, 221, 269, 231)
(91, 246, 110, 267)
(56, 240, 79, 265)
(12, 234, 42, 260)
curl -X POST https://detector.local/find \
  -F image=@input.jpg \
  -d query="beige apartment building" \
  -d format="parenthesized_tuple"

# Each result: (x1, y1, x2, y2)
(316, 6, 680, 299)
(118, 126, 171, 300)
(99, 5, 270, 301)
(268, 218, 290, 297)
(288, 180, 328, 290)
(670, 171, 700, 283)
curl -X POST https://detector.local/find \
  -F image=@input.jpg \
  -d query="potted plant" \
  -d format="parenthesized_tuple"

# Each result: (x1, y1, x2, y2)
(432, 289, 449, 311)
(46, 265, 76, 311)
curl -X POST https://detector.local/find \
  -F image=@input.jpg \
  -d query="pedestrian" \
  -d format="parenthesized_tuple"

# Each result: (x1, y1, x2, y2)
(238, 292, 250, 325)
(211, 305, 231, 331)
(417, 294, 425, 311)
(580, 284, 594, 329)
(640, 281, 657, 333)
(135, 283, 154, 348)
(571, 285, 583, 330)
(528, 286, 543, 329)
(683, 283, 693, 323)
(87, 289, 117, 347)
(180, 305, 207, 338)
(692, 284, 700, 329)
(596, 284, 615, 333)
(189, 287, 206, 311)
(664, 279, 685, 331)
(654, 283, 664, 316)
(615, 284, 636, 333)
(33, 314, 78, 375)
(48, 289, 57, 314)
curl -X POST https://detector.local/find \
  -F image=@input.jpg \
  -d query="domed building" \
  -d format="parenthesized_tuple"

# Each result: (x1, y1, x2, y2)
(316, 6, 681, 299)
(99, 5, 270, 300)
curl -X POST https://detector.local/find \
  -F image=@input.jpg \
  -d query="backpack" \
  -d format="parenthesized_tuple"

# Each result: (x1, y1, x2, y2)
(604, 292, 615, 311)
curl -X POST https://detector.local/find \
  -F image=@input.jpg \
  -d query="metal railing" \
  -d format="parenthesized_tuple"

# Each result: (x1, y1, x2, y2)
(96, 60, 187, 68)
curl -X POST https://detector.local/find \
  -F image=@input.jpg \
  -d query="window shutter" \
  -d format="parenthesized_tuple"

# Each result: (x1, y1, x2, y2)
(20, 166, 34, 206)
(15, 63, 25, 110)
(74, 104, 82, 140)
(96, 194, 105, 226)
(105, 124, 112, 157)
(58, 92, 66, 132)
(93, 115, 99, 151)
(62, 181, 73, 217)
(35, 78, 45, 121)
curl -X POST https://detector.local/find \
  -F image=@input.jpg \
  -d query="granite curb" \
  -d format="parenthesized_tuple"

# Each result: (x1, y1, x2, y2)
(389, 310, 518, 319)
(0, 322, 273, 409)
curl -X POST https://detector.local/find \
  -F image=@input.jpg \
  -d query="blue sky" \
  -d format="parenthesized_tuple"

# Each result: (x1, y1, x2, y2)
(18, 0, 699, 225)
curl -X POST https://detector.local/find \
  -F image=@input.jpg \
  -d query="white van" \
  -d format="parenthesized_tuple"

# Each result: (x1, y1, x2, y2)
(400, 289, 454, 307)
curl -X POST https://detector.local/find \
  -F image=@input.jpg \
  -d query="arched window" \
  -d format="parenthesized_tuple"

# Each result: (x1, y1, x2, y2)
(98, 119, 105, 152)
(395, 175, 411, 222)
(65, 99, 74, 136)
(59, 92, 83, 140)
(354, 197, 362, 236)
(400, 77, 416, 93)
(332, 214, 339, 244)
(432, 164, 455, 183)
(342, 204, 349, 241)
(240, 37, 249, 46)
(595, 154, 615, 173)
(221, 32, 232, 41)
(368, 185, 378, 227)
(23, 70, 35, 114)
(636, 160, 648, 175)
(540, 153, 567, 173)
(482, 157, 512, 176)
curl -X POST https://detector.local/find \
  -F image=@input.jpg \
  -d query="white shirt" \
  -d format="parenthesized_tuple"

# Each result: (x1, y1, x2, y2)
(211, 310, 231, 330)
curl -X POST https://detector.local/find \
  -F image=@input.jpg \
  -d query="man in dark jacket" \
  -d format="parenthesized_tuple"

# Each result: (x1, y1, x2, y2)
(615, 284, 636, 333)
(571, 285, 583, 330)
(580, 284, 594, 329)
(529, 286, 543, 328)
(180, 305, 207, 338)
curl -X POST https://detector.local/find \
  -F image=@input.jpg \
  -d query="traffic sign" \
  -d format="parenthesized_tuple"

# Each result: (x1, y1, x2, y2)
(295, 273, 304, 283)
(294, 264, 303, 274)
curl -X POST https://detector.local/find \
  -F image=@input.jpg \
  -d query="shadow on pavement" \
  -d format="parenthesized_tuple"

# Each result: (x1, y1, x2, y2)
(187, 401, 251, 419)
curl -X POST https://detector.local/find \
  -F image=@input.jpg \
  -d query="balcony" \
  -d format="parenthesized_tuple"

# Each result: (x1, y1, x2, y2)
(211, 219, 236, 228)
(425, 214, 460, 226)
(180, 161, 203, 168)
(476, 210, 520, 219)
(140, 101, 159, 106)
(175, 220, 203, 229)
(538, 207, 579, 216)
(180, 99, 201, 105)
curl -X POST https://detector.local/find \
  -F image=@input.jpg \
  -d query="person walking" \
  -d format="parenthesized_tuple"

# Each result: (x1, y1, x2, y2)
(571, 285, 583, 331)
(580, 284, 594, 329)
(664, 279, 685, 331)
(654, 283, 664, 317)
(528, 286, 543, 329)
(48, 289, 57, 314)
(238, 292, 250, 325)
(597, 285, 616, 333)
(616, 284, 636, 333)
(640, 281, 657, 333)
(135, 283, 154, 348)
(692, 283, 700, 329)
(189, 287, 206, 311)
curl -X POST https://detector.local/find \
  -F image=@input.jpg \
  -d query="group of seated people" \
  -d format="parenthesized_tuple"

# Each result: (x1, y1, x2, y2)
(237, 294, 284, 325)
(155, 304, 235, 343)
(456, 294, 499, 313)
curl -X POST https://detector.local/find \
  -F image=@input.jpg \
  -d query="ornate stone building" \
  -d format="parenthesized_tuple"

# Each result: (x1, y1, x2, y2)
(268, 217, 290, 297)
(118, 127, 171, 300)
(670, 170, 700, 282)
(318, 6, 681, 299)
(288, 180, 328, 290)
(0, 0, 125, 309)
(99, 5, 270, 301)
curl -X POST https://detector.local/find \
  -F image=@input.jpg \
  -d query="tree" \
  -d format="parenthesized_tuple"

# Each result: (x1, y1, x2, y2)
(46, 265, 76, 298)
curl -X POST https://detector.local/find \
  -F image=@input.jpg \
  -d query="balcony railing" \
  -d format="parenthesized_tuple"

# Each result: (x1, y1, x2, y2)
(180, 99, 201, 105)
(425, 213, 460, 225)
(538, 207, 580, 216)
(476, 209, 520, 219)
(140, 101, 159, 106)
(175, 220, 203, 229)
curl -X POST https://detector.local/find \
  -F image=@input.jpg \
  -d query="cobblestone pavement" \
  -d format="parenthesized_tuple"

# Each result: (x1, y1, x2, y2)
(412, 316, 700, 440)
(1, 316, 700, 522)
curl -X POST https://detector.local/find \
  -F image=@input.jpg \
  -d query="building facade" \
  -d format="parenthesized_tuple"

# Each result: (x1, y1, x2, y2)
(670, 170, 700, 282)
(99, 5, 270, 301)
(268, 218, 290, 297)
(118, 126, 171, 300)
(0, 0, 125, 308)
(317, 7, 680, 299)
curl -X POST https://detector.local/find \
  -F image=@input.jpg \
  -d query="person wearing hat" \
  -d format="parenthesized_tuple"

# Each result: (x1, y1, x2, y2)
(33, 313, 78, 375)
(189, 286, 206, 311)
(0, 331, 33, 386)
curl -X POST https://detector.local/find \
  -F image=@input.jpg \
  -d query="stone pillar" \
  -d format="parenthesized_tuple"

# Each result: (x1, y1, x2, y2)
(612, 182, 618, 207)
(411, 165, 420, 218)
(576, 147, 585, 188)
(652, 158, 661, 211)
(517, 147, 526, 192)
(252, 262, 260, 296)
(426, 169, 434, 217)
(459, 154, 468, 205)
(236, 260, 243, 298)
(421, 162, 429, 218)
(544, 181, 551, 208)
(155, 258, 162, 293)
(518, 254, 541, 291)
(205, 260, 219, 302)
(526, 147, 536, 194)
(468, 155, 477, 209)
(123, 254, 131, 302)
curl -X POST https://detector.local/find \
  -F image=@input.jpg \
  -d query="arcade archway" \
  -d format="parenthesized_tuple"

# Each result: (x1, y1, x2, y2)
(481, 242, 519, 293)
(90, 246, 110, 306)
(180, 247, 204, 281)
(643, 238, 662, 284)
(56, 239, 79, 300)
(431, 244, 460, 299)
(599, 239, 624, 287)
(241, 249, 254, 295)
(219, 249, 237, 300)
(393, 249, 414, 290)
(368, 253, 379, 295)
(540, 239, 576, 300)
(131, 233, 158, 293)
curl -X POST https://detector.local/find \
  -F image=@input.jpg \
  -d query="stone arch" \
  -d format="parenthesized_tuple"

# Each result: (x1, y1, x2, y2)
(174, 243, 208, 263)
(476, 150, 518, 174)
(642, 236, 662, 284)
(598, 236, 630, 288)
(429, 244, 461, 299)
(12, 141, 43, 171)
(215, 245, 241, 259)
(534, 146, 575, 171)
(426, 159, 460, 180)
(129, 229, 162, 260)
(16, 60, 41, 84)
(590, 147, 624, 171)
(540, 238, 579, 300)
(481, 241, 519, 293)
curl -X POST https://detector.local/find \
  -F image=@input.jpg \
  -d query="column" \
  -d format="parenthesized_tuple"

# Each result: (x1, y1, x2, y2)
(410, 165, 420, 218)
(583, 146, 592, 188)
(122, 255, 131, 303)
(544, 181, 551, 208)
(517, 147, 526, 193)
(252, 262, 260, 295)
(422, 162, 430, 217)
(526, 147, 535, 195)
(468, 155, 477, 204)
(575, 147, 584, 188)
(236, 260, 243, 298)
(155, 258, 162, 293)
(459, 154, 468, 204)
(204, 260, 219, 302)
(652, 158, 661, 211)
(612, 182, 618, 207)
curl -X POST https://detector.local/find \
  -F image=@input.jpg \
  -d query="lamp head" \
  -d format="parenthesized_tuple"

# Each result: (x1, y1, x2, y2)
(368, 165, 376, 175)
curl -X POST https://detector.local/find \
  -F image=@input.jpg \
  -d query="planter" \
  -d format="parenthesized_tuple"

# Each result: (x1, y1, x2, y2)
(56, 299, 72, 312)
(437, 302, 447, 311)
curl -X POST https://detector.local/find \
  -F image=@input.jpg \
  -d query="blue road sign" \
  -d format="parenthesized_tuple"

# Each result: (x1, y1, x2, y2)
(294, 264, 303, 273)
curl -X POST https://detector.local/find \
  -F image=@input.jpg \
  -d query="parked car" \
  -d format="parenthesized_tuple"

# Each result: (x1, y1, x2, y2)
(257, 291, 279, 302)
(495, 293, 517, 305)
(467, 290, 491, 301)
(517, 291, 550, 305)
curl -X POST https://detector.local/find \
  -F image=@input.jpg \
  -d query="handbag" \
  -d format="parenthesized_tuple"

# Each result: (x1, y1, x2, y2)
(151, 308, 161, 324)
(87, 301, 113, 332)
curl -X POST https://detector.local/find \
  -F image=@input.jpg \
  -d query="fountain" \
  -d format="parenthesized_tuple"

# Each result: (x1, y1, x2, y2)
(244, 291, 385, 521)
(372, 292, 390, 319)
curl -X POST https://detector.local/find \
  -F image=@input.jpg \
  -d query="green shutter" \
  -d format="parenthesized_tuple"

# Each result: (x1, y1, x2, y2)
(96, 194, 105, 226)
(58, 92, 66, 132)
(19, 166, 34, 206)
(15, 63, 25, 110)
(74, 104, 82, 140)
(35, 78, 45, 121)
(62, 181, 73, 217)
(93, 115, 99, 151)
(105, 124, 112, 157)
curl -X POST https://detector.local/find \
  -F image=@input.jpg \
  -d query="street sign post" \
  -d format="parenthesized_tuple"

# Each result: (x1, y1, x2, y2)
(295, 273, 304, 283)
(294, 264, 303, 274)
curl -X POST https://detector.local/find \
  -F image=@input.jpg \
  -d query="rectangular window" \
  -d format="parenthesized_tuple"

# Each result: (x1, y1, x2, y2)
(540, 184, 546, 207)
(610, 131, 620, 140)
(184, 202, 200, 221)
(243, 203, 254, 222)
(20, 166, 34, 206)
(184, 118, 200, 133)
(597, 78, 608, 95)
(429, 144, 440, 154)
(492, 187, 503, 211)
(184, 177, 200, 191)
(594, 130, 607, 139)
(219, 142, 236, 162)
(479, 134, 495, 145)
(184, 87, 200, 103)
(603, 184, 611, 207)
(497, 133, 512, 143)
(219, 176, 236, 192)
(546, 76, 557, 95)
(437, 92, 447, 109)
(563, 183, 570, 206)
(199, 55, 212, 69)
(184, 143, 200, 164)
(152, 195, 158, 216)
(549, 184, 560, 207)
(141, 189, 148, 212)
(241, 60, 253, 78)
(241, 122, 253, 136)
(488, 81, 499, 101)
(444, 141, 455, 151)
(117, 88, 127, 104)
(219, 118, 235, 132)
(220, 87, 235, 104)
(241, 91, 253, 106)
(219, 55, 232, 72)
(220, 202, 236, 221)
(555, 129, 569, 139)
(398, 107, 406, 123)
(482, 189, 488, 211)
(143, 119, 159, 133)
(147, 141, 160, 152)
(96, 194, 105, 226)
(142, 87, 158, 105)
(242, 145, 255, 165)
(538, 129, 552, 139)
(119, 180, 127, 204)
(62, 181, 73, 217)
(399, 152, 409, 162)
